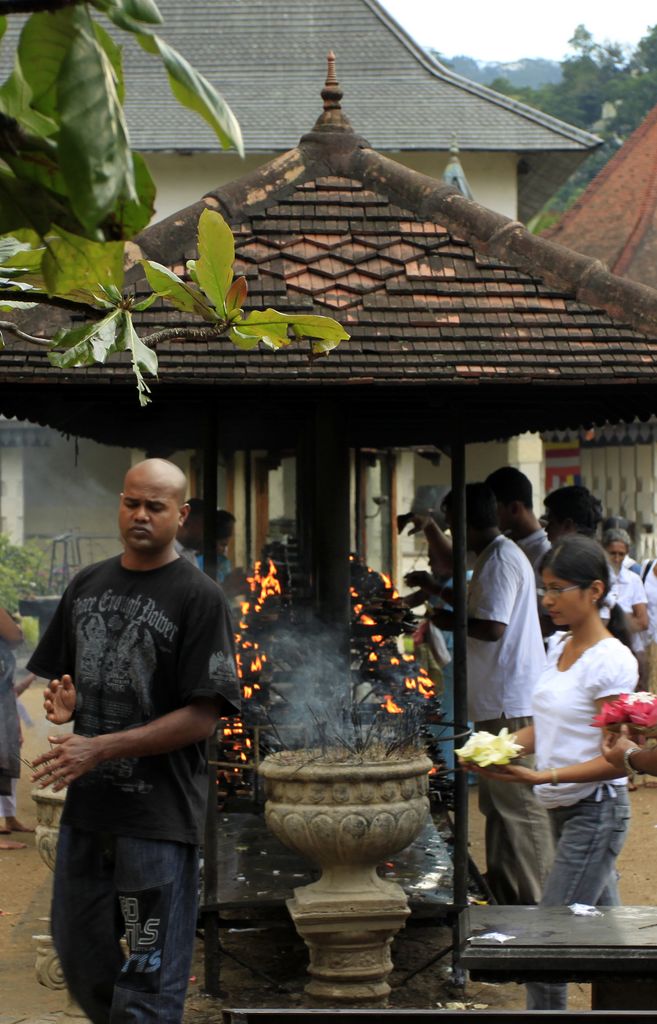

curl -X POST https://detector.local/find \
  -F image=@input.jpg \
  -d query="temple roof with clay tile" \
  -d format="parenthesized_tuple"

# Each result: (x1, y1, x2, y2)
(544, 103, 657, 287)
(5, 60, 657, 448)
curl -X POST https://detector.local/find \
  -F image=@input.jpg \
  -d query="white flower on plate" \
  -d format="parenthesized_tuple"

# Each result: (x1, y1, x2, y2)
(456, 727, 523, 767)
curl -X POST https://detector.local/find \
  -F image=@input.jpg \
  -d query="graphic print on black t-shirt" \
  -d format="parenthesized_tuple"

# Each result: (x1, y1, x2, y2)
(28, 556, 240, 843)
(72, 590, 181, 793)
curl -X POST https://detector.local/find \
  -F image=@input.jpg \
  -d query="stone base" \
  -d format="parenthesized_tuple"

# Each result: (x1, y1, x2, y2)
(288, 879, 410, 1004)
(33, 933, 89, 1021)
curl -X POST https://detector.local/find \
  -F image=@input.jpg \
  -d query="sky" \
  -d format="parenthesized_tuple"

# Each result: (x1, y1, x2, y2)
(379, 1, 655, 63)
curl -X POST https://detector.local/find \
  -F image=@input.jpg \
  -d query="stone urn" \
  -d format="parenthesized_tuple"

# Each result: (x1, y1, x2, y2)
(259, 750, 430, 1003)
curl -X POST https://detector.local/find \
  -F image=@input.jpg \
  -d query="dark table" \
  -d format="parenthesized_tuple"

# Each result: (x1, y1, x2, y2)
(459, 905, 657, 1010)
(206, 811, 454, 927)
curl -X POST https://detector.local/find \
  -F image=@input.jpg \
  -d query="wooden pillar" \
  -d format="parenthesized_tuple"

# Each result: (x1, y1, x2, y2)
(201, 410, 220, 995)
(313, 401, 350, 628)
(450, 434, 469, 913)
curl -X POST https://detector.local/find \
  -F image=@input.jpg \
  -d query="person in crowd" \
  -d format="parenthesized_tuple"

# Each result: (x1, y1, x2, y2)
(0, 609, 29, 850)
(602, 516, 641, 575)
(485, 466, 551, 580)
(215, 510, 236, 583)
(602, 528, 648, 651)
(29, 458, 240, 1024)
(411, 482, 552, 905)
(541, 484, 602, 544)
(175, 495, 204, 563)
(638, 554, 657, 693)
(0, 667, 37, 841)
(470, 535, 637, 1011)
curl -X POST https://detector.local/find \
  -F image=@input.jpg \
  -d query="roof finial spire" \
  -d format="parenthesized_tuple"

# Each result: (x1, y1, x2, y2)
(443, 134, 473, 199)
(321, 50, 343, 111)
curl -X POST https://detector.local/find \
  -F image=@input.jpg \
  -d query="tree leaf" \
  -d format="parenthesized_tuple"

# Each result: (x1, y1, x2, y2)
(109, 152, 156, 237)
(116, 310, 157, 406)
(0, 237, 29, 264)
(57, 14, 136, 231)
(16, 10, 77, 119)
(0, 58, 58, 138)
(140, 260, 217, 320)
(234, 310, 350, 354)
(137, 33, 243, 155)
(228, 325, 263, 351)
(42, 226, 124, 300)
(226, 276, 248, 316)
(131, 292, 158, 312)
(49, 308, 123, 368)
(92, 0, 163, 25)
(0, 170, 67, 237)
(192, 208, 235, 314)
(0, 299, 36, 311)
(92, 19, 125, 105)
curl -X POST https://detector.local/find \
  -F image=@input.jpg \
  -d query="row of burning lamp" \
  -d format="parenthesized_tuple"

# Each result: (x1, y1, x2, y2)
(218, 559, 282, 774)
(350, 563, 437, 712)
(218, 558, 438, 783)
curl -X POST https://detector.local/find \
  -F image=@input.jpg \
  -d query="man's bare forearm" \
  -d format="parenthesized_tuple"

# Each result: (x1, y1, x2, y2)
(424, 520, 454, 577)
(92, 700, 221, 763)
(432, 609, 505, 642)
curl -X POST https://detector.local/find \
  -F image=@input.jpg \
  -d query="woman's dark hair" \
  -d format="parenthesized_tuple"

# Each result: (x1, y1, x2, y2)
(540, 535, 634, 650)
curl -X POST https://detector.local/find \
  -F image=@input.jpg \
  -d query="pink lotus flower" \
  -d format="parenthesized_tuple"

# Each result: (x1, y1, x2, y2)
(591, 692, 657, 728)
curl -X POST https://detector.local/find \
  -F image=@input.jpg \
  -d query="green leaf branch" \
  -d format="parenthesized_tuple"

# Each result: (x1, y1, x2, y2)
(0, 1, 242, 246)
(0, 210, 349, 406)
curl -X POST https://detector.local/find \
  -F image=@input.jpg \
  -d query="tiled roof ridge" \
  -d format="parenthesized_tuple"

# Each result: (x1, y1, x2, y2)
(131, 114, 657, 345)
(349, 147, 657, 340)
(545, 103, 657, 241)
(363, 0, 601, 149)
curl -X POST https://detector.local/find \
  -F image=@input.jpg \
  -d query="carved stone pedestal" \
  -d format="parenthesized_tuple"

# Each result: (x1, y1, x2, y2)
(288, 875, 410, 1002)
(32, 786, 89, 1022)
(260, 751, 431, 1004)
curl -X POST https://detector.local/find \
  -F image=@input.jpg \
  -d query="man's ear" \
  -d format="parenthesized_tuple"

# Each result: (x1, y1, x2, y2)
(179, 502, 191, 526)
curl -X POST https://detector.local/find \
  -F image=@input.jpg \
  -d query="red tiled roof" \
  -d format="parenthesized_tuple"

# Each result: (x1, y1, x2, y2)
(544, 103, 657, 286)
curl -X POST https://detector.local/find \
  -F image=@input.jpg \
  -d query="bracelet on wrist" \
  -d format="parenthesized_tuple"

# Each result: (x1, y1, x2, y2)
(549, 768, 559, 786)
(623, 746, 644, 777)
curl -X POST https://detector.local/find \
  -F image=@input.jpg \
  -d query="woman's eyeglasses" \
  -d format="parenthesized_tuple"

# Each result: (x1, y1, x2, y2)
(537, 584, 582, 597)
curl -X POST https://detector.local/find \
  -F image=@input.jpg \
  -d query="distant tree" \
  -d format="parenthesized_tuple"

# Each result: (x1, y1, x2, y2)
(488, 22, 657, 225)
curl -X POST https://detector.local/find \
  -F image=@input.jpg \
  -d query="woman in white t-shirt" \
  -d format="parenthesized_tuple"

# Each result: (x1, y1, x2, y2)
(469, 535, 638, 1012)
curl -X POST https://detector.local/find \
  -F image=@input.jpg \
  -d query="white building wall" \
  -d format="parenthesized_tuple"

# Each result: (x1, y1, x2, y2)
(144, 149, 519, 223)
(0, 447, 25, 545)
(24, 438, 131, 563)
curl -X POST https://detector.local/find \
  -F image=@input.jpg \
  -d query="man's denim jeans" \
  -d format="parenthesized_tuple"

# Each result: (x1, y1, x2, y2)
(526, 785, 631, 1011)
(52, 825, 199, 1024)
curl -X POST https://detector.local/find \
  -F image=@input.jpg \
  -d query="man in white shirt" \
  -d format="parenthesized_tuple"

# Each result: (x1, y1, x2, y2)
(485, 466, 551, 582)
(432, 483, 553, 904)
